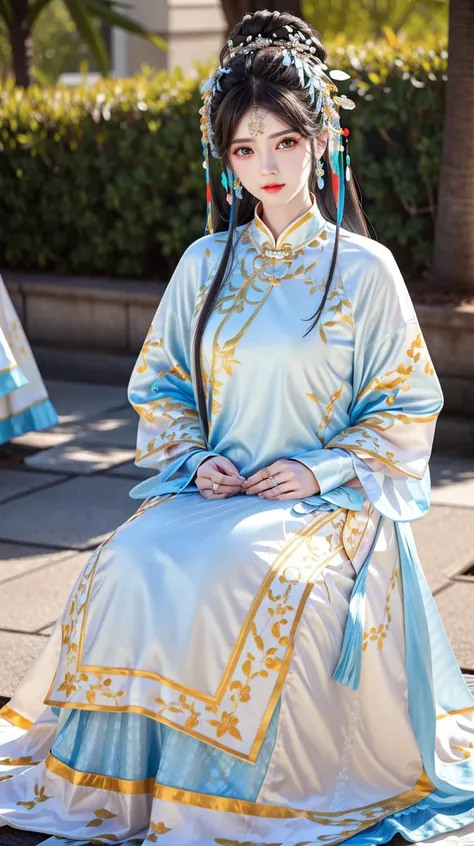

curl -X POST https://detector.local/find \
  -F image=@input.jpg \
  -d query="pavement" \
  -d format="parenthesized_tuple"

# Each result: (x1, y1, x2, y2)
(0, 378, 474, 846)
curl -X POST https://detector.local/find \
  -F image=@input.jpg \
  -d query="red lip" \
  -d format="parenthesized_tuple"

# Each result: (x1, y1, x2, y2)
(262, 184, 285, 192)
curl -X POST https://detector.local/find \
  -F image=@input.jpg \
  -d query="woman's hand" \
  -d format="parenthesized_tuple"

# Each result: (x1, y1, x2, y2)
(242, 459, 320, 501)
(195, 456, 245, 499)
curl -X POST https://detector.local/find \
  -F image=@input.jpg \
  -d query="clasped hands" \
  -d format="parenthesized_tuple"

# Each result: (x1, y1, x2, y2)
(195, 455, 320, 501)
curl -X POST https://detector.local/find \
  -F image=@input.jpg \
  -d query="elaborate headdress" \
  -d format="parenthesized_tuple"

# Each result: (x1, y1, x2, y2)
(199, 24, 355, 235)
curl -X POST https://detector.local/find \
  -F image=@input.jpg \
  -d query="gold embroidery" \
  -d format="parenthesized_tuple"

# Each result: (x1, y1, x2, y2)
(363, 563, 399, 651)
(0, 756, 40, 766)
(318, 282, 354, 345)
(453, 742, 474, 759)
(357, 333, 422, 405)
(146, 821, 172, 842)
(47, 510, 348, 761)
(86, 808, 118, 828)
(308, 381, 345, 444)
(16, 783, 51, 810)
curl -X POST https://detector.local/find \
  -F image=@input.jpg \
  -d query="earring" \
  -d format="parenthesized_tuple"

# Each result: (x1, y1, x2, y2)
(234, 176, 243, 199)
(342, 127, 351, 183)
(315, 159, 325, 190)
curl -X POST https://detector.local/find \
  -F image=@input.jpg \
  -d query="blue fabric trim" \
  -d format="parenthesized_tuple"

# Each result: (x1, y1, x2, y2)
(0, 365, 29, 398)
(332, 516, 384, 690)
(291, 484, 365, 517)
(344, 790, 474, 846)
(397, 521, 474, 797)
(129, 449, 220, 500)
(51, 700, 281, 801)
(0, 398, 59, 445)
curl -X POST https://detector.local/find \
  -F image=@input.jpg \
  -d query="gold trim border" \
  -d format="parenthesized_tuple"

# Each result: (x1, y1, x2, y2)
(75, 509, 345, 706)
(46, 753, 155, 795)
(0, 705, 33, 730)
(44, 753, 433, 830)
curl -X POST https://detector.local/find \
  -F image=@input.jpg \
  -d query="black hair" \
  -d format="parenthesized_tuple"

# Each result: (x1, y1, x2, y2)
(193, 9, 369, 439)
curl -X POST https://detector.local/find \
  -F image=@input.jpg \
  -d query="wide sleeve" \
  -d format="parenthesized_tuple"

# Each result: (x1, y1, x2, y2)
(291, 246, 444, 521)
(127, 248, 219, 499)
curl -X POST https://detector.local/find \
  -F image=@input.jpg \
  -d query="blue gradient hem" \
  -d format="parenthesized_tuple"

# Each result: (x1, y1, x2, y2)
(0, 365, 29, 398)
(0, 398, 59, 445)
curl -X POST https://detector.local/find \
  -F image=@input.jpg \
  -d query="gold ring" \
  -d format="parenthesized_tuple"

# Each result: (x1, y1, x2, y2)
(261, 467, 270, 479)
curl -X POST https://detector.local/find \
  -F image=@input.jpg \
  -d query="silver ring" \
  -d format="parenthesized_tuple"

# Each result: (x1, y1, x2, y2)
(269, 476, 278, 487)
(212, 481, 219, 493)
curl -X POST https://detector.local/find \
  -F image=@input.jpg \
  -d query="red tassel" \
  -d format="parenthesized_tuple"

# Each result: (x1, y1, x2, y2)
(331, 172, 339, 206)
(206, 183, 211, 203)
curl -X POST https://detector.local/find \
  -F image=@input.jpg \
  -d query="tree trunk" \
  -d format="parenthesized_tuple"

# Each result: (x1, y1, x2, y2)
(220, 0, 303, 35)
(431, 0, 474, 293)
(10, 0, 34, 87)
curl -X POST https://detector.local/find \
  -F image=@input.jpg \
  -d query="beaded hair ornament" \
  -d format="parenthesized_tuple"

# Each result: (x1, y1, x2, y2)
(199, 26, 355, 235)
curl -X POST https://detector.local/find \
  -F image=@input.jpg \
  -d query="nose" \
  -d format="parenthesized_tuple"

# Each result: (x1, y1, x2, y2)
(261, 152, 278, 177)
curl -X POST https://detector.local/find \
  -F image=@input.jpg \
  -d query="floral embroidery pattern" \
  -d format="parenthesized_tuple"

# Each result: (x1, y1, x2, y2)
(318, 280, 354, 345)
(453, 742, 474, 760)
(16, 783, 51, 810)
(363, 563, 399, 652)
(307, 381, 345, 445)
(0, 756, 40, 766)
(47, 510, 347, 759)
(146, 821, 172, 842)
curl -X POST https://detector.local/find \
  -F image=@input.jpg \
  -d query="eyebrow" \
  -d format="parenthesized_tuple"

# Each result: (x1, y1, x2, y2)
(231, 129, 297, 144)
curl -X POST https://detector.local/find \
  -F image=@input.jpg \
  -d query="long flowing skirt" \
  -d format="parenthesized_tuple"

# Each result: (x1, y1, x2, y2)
(1, 492, 474, 845)
(0, 276, 58, 444)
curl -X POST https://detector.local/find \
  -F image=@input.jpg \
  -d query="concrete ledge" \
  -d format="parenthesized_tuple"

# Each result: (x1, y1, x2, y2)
(5, 272, 165, 356)
(4, 272, 474, 416)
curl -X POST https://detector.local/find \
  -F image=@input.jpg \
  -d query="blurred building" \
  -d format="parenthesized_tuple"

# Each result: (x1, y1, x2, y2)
(112, 0, 226, 76)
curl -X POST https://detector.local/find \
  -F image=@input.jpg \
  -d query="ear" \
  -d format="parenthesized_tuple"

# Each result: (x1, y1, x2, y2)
(315, 129, 329, 159)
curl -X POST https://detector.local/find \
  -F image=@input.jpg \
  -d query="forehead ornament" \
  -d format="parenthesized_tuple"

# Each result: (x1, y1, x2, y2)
(248, 104, 266, 140)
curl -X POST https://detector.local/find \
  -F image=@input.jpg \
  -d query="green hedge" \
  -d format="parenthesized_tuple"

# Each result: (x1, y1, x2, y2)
(0, 41, 447, 282)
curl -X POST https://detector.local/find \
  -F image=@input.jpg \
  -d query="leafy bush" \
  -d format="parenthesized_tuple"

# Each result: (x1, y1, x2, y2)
(0, 40, 447, 282)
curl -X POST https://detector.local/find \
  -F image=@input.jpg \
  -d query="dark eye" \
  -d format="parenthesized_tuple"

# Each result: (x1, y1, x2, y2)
(278, 137, 298, 149)
(233, 146, 253, 157)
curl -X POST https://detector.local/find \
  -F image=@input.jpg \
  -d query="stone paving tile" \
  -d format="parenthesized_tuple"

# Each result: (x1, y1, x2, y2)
(25, 442, 135, 475)
(0, 542, 80, 584)
(0, 475, 135, 550)
(0, 630, 46, 696)
(0, 550, 89, 633)
(434, 580, 474, 670)
(411, 504, 474, 594)
(49, 405, 139, 449)
(45, 379, 128, 424)
(430, 455, 474, 508)
(0, 470, 68, 506)
(106, 460, 153, 480)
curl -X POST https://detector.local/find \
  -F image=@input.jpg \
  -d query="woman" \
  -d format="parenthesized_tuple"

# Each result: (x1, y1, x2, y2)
(1, 10, 473, 846)
(0, 274, 58, 447)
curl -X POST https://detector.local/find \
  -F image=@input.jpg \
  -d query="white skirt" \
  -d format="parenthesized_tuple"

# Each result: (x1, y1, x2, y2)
(1, 492, 474, 845)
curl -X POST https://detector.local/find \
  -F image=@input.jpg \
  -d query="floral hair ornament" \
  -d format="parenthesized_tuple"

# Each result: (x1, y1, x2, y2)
(200, 27, 355, 233)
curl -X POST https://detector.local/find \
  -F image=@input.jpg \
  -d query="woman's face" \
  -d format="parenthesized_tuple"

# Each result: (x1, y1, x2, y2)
(229, 107, 327, 208)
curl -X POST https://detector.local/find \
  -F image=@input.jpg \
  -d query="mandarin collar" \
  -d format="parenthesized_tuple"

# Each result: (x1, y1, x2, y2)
(249, 194, 327, 258)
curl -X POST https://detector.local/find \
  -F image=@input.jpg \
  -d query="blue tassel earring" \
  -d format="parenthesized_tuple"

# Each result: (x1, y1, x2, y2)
(315, 158, 325, 190)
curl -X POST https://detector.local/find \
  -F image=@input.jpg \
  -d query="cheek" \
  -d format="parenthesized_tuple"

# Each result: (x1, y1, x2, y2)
(231, 156, 255, 187)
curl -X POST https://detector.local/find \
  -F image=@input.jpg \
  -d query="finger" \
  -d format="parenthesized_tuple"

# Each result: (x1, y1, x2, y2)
(243, 461, 285, 489)
(207, 485, 243, 497)
(259, 482, 298, 499)
(245, 471, 292, 496)
(199, 462, 245, 483)
(209, 472, 245, 488)
(212, 456, 246, 479)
